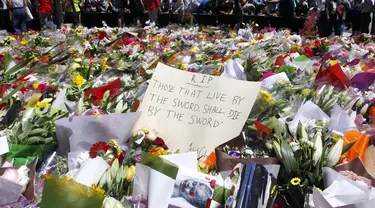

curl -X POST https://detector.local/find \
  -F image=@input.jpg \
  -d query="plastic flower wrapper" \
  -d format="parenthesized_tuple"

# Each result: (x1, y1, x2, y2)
(220, 59, 246, 81)
(307, 167, 375, 208)
(329, 104, 358, 136)
(54, 112, 140, 155)
(132, 153, 179, 208)
(40, 175, 106, 208)
(288, 101, 329, 133)
(340, 131, 370, 164)
(0, 158, 36, 204)
(215, 134, 278, 172)
(314, 60, 351, 92)
(270, 122, 355, 207)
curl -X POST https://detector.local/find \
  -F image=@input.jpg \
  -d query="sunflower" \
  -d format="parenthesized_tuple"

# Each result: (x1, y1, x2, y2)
(290, 177, 301, 186)
(89, 142, 110, 158)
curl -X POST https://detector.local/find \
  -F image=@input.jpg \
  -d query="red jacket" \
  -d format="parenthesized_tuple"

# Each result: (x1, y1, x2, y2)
(143, 0, 160, 11)
(40, 0, 53, 15)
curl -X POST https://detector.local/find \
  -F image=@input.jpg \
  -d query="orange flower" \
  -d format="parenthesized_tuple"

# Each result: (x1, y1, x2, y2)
(148, 147, 168, 156)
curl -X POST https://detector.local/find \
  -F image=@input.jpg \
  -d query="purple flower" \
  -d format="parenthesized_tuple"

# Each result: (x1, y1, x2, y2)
(228, 150, 241, 158)
(135, 154, 142, 163)
(187, 68, 197, 72)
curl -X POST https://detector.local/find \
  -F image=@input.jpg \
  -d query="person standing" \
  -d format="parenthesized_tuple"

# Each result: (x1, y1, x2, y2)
(0, 0, 11, 31)
(113, 0, 127, 27)
(278, 0, 295, 30)
(66, 0, 81, 28)
(143, 0, 160, 24)
(53, 0, 63, 29)
(8, 0, 27, 33)
(130, 0, 144, 26)
(234, 0, 243, 32)
(351, 0, 361, 36)
(37, 0, 53, 29)
(360, 0, 373, 33)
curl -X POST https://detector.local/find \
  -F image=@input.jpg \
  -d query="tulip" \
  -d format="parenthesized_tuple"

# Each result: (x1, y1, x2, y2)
(126, 165, 136, 181)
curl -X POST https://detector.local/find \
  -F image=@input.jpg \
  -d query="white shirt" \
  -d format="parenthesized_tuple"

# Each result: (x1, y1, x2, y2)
(12, 0, 25, 8)
(0, 0, 7, 9)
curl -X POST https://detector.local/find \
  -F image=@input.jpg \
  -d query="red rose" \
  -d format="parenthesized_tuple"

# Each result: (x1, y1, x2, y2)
(210, 180, 216, 189)
(314, 40, 321, 47)
(355, 39, 360, 44)
(37, 83, 48, 93)
(98, 31, 110, 40)
(154, 137, 168, 149)
(114, 152, 125, 164)
(304, 46, 313, 57)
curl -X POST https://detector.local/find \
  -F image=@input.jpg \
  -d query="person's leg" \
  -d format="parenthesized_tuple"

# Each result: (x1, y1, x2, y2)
(12, 9, 21, 34)
(152, 9, 158, 24)
(20, 9, 27, 32)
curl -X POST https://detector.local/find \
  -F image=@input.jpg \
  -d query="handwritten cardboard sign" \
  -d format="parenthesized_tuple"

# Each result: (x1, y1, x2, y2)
(135, 63, 261, 156)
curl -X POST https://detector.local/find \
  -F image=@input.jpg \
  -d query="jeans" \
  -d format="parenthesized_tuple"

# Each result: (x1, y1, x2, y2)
(12, 8, 27, 34)
(334, 19, 344, 36)
(148, 9, 158, 24)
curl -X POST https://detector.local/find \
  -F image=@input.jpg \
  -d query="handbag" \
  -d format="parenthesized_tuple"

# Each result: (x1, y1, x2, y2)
(24, 0, 33, 21)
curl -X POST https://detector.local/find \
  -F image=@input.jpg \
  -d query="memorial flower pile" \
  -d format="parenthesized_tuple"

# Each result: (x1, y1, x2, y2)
(0, 23, 375, 208)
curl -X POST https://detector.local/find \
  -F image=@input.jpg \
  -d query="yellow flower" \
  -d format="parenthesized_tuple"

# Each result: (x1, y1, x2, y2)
(33, 56, 39, 62)
(100, 57, 110, 71)
(290, 177, 301, 186)
(302, 89, 310, 96)
(35, 98, 52, 109)
(148, 147, 168, 156)
(177, 61, 185, 70)
(316, 188, 323, 193)
(109, 139, 122, 155)
(260, 89, 274, 104)
(91, 184, 105, 196)
(190, 47, 199, 53)
(235, 50, 241, 57)
(32, 82, 39, 90)
(126, 165, 136, 181)
(20, 39, 29, 46)
(72, 74, 85, 87)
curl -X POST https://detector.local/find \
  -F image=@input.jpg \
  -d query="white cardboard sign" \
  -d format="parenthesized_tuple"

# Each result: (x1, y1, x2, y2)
(135, 63, 261, 156)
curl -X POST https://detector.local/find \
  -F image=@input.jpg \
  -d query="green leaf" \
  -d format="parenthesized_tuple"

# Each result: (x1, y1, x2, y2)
(3, 53, 14, 70)
(29, 128, 49, 136)
(280, 140, 299, 173)
(212, 185, 225, 204)
(23, 136, 45, 145)
(294, 55, 310, 62)
(4, 58, 33, 76)
(0, 82, 27, 104)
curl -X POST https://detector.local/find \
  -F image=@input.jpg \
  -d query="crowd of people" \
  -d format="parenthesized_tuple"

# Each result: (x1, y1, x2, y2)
(0, 0, 374, 36)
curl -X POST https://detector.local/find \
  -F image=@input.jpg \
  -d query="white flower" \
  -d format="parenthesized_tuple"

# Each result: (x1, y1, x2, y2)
(102, 197, 124, 208)
(147, 130, 157, 141)
(289, 142, 300, 152)
(288, 35, 302, 46)
(77, 152, 90, 167)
